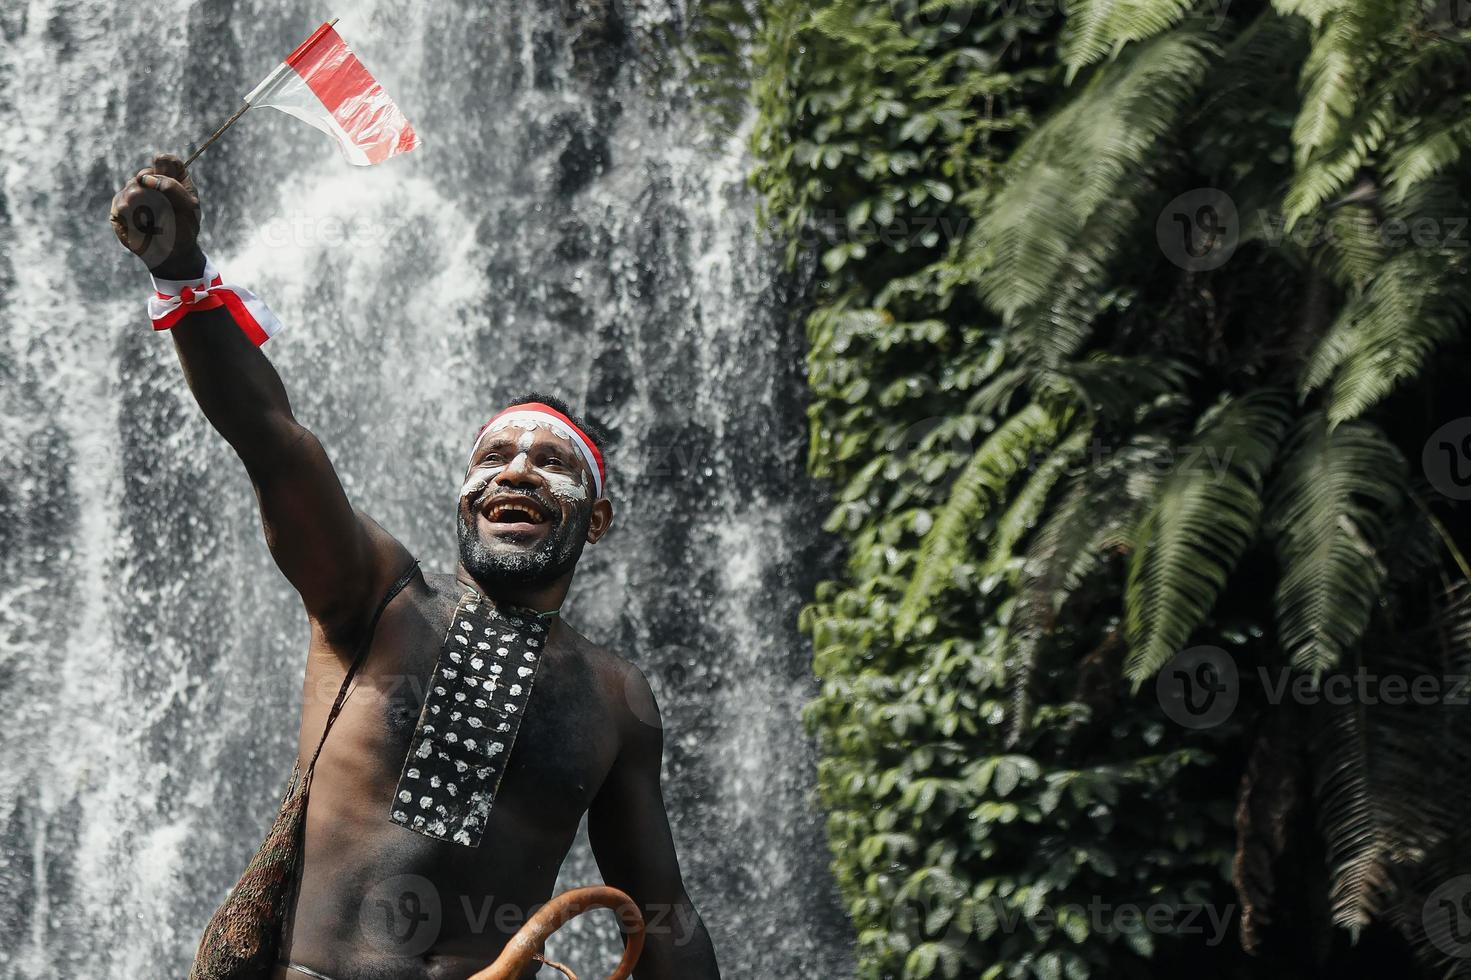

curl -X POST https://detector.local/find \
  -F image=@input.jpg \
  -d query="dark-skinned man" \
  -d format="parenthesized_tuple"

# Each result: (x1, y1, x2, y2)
(109, 154, 721, 980)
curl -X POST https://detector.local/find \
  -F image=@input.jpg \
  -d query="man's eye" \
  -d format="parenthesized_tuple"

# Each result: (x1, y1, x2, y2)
(482, 453, 503, 464)
(544, 456, 565, 468)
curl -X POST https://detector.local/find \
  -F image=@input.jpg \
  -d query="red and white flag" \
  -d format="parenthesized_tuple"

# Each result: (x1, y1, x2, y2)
(244, 21, 420, 166)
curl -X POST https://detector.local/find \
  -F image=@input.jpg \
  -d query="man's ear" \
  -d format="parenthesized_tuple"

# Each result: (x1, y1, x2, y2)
(586, 497, 614, 543)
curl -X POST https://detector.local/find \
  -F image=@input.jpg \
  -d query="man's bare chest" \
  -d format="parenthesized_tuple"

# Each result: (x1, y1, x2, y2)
(300, 587, 618, 833)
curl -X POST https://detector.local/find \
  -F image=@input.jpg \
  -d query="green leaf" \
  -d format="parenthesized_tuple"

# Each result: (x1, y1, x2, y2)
(1124, 392, 1291, 681)
(896, 405, 1068, 637)
(1266, 414, 1406, 673)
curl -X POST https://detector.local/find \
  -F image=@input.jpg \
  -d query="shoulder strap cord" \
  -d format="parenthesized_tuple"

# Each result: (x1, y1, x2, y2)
(277, 560, 421, 963)
(305, 559, 421, 775)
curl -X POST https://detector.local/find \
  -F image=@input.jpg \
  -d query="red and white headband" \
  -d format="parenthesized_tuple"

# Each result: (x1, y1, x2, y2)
(474, 402, 606, 498)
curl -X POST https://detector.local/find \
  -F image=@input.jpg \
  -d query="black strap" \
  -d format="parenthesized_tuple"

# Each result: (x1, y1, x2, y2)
(305, 560, 420, 773)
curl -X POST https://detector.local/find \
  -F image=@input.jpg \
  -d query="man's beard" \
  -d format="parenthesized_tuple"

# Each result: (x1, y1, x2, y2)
(456, 498, 591, 592)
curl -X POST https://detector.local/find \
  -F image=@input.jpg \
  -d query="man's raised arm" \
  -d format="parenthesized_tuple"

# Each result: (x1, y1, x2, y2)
(110, 153, 410, 637)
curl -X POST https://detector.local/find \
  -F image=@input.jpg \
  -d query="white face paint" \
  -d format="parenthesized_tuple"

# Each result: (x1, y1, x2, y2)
(544, 468, 588, 503)
(462, 416, 597, 505)
(459, 471, 492, 502)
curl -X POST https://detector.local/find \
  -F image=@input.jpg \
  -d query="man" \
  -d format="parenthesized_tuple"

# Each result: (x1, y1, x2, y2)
(109, 154, 721, 980)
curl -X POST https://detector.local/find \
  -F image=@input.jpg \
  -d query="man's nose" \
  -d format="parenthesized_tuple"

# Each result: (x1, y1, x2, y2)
(492, 452, 539, 487)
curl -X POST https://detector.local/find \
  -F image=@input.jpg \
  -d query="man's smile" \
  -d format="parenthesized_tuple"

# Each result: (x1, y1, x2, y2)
(477, 491, 555, 536)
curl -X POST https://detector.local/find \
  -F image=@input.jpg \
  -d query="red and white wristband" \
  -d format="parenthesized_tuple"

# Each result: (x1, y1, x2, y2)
(147, 254, 284, 346)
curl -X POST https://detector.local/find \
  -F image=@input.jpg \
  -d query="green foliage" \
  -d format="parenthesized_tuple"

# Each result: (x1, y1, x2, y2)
(732, 0, 1471, 973)
(1265, 414, 1406, 673)
(967, 30, 1216, 360)
(1301, 210, 1471, 423)
(1124, 392, 1291, 682)
(897, 403, 1070, 637)
(1060, 0, 1199, 78)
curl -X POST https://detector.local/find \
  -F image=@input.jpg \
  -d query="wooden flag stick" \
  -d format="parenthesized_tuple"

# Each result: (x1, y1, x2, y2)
(183, 101, 251, 168)
(182, 16, 339, 169)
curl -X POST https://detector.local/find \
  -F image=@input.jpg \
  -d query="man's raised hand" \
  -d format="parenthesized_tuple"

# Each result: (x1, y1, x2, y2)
(109, 153, 204, 279)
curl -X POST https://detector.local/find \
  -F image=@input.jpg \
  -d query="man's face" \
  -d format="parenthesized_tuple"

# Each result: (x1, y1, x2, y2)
(455, 419, 606, 590)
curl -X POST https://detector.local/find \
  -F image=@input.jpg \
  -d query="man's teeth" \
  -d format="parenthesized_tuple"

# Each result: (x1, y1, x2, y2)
(485, 502, 546, 524)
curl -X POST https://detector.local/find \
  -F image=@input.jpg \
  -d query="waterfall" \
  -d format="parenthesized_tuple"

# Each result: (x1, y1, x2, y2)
(0, 1, 853, 975)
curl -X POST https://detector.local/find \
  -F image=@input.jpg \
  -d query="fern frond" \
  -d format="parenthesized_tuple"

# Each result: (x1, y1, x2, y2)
(1385, 109, 1471, 203)
(1313, 620, 1464, 940)
(1060, 0, 1197, 79)
(1311, 697, 1397, 940)
(1271, 0, 1352, 28)
(1388, 589, 1471, 973)
(1317, 202, 1385, 293)
(1266, 414, 1406, 674)
(1123, 391, 1292, 682)
(1284, 78, 1395, 227)
(1290, 4, 1374, 169)
(968, 30, 1216, 322)
(1007, 437, 1175, 744)
(983, 425, 1095, 579)
(1034, 354, 1192, 425)
(1301, 246, 1471, 425)
(896, 404, 1067, 637)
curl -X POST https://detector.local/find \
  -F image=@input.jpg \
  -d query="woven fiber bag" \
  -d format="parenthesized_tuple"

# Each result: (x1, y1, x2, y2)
(188, 563, 418, 979)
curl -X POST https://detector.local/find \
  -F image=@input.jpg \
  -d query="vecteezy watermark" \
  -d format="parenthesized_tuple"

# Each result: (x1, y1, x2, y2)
(893, 416, 976, 498)
(1158, 656, 1471, 728)
(1157, 188, 1240, 272)
(1156, 187, 1471, 272)
(1157, 646, 1240, 729)
(885, 885, 1236, 949)
(623, 644, 710, 730)
(239, 210, 404, 252)
(895, 430, 1239, 508)
(640, 444, 715, 482)
(1423, 876, 1471, 960)
(1429, 0, 1471, 32)
(982, 894, 1238, 947)
(119, 184, 183, 269)
(359, 874, 444, 956)
(1423, 417, 1471, 501)
(354, 879, 704, 954)
(1077, 438, 1236, 480)
(1257, 210, 1471, 252)
(888, 0, 977, 36)
(1258, 669, 1471, 708)
(888, 0, 1235, 37)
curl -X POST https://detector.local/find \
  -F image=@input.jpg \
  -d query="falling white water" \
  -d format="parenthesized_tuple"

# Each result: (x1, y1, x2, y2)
(0, 1, 851, 976)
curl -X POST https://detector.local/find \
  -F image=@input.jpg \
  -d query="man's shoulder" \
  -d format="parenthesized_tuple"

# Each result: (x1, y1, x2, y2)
(558, 621, 641, 679)
(557, 624, 659, 726)
(416, 569, 463, 598)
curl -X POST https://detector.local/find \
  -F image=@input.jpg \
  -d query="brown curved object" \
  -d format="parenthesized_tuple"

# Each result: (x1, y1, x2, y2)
(466, 886, 645, 980)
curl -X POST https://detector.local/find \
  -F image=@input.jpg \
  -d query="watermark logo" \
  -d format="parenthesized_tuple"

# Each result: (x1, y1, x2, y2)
(1256, 210, 1470, 252)
(1430, 0, 1471, 31)
(1157, 189, 1239, 272)
(1423, 418, 1471, 501)
(1157, 646, 1239, 729)
(359, 874, 442, 956)
(118, 185, 184, 269)
(889, 0, 975, 37)
(1158, 659, 1471, 730)
(1424, 876, 1471, 959)
(895, 416, 975, 499)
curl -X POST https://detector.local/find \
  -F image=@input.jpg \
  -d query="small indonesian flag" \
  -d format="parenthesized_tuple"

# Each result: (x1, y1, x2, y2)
(244, 21, 419, 166)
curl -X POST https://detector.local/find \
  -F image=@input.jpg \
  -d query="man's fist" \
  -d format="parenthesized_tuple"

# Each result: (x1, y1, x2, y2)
(109, 153, 204, 279)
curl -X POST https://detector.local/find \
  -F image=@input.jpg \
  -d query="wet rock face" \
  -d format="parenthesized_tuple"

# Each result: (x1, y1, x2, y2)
(561, 0, 628, 88)
(3, 1, 854, 977)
